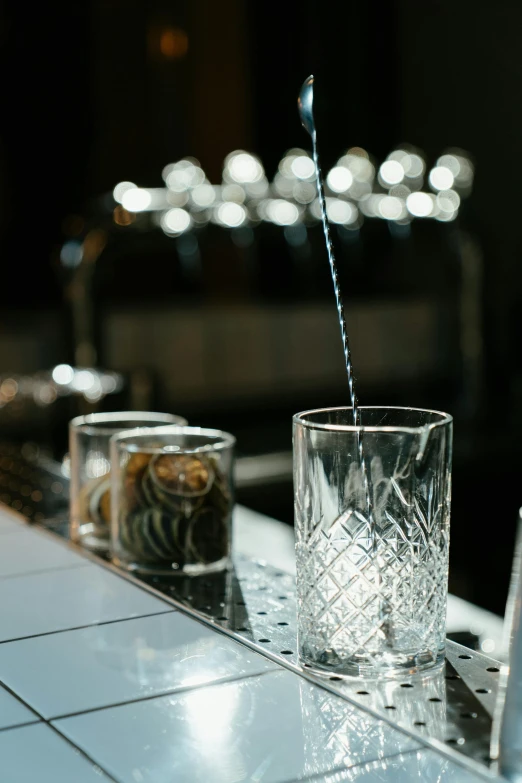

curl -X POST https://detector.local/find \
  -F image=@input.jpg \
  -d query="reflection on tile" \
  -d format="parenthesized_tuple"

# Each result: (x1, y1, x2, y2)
(333, 667, 449, 740)
(0, 565, 170, 642)
(55, 670, 419, 783)
(0, 507, 25, 534)
(0, 528, 89, 579)
(299, 679, 419, 780)
(0, 683, 39, 729)
(0, 723, 113, 782)
(314, 749, 488, 782)
(0, 612, 277, 718)
(331, 662, 492, 762)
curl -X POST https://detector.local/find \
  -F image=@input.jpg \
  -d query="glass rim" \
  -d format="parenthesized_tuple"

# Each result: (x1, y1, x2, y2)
(110, 425, 236, 455)
(70, 411, 187, 437)
(293, 406, 453, 434)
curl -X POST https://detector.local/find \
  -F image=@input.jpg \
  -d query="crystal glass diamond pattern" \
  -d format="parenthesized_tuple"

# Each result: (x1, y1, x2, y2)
(294, 407, 452, 677)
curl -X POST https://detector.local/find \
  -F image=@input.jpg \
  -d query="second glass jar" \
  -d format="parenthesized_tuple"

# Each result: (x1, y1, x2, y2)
(110, 426, 235, 575)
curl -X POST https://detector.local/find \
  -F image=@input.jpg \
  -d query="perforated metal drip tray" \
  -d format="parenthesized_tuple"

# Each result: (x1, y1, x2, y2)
(36, 518, 501, 775)
(131, 556, 499, 767)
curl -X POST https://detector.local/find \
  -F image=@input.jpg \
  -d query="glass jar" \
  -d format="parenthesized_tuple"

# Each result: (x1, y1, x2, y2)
(70, 411, 187, 552)
(110, 426, 235, 575)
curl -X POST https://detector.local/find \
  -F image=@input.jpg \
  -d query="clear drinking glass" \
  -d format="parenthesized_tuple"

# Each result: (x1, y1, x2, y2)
(293, 406, 452, 678)
(70, 412, 187, 552)
(110, 426, 235, 575)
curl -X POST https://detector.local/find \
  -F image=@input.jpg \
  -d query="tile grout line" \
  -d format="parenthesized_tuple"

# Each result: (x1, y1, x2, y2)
(0, 676, 44, 724)
(0, 616, 277, 732)
(31, 520, 181, 610)
(0, 718, 41, 734)
(0, 679, 120, 783)
(0, 561, 92, 583)
(46, 722, 122, 783)
(0, 646, 279, 783)
(49, 667, 277, 723)
(0, 608, 176, 647)
(0, 636, 124, 782)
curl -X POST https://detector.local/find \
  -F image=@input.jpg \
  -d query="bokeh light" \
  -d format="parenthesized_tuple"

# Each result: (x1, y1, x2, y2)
(379, 160, 405, 187)
(326, 199, 357, 225)
(216, 202, 247, 228)
(60, 240, 83, 268)
(121, 188, 152, 212)
(290, 155, 315, 180)
(406, 192, 435, 217)
(113, 206, 135, 226)
(159, 27, 188, 60)
(113, 182, 137, 204)
(165, 160, 205, 192)
(429, 166, 455, 191)
(161, 208, 191, 236)
(225, 151, 264, 184)
(327, 166, 354, 193)
(378, 196, 405, 221)
(52, 365, 74, 385)
(437, 151, 474, 191)
(278, 148, 308, 178)
(191, 184, 216, 208)
(266, 199, 300, 226)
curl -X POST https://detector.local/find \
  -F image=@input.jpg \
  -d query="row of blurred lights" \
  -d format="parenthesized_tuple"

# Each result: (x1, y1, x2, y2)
(60, 148, 474, 268)
(0, 367, 122, 408)
(106, 147, 473, 243)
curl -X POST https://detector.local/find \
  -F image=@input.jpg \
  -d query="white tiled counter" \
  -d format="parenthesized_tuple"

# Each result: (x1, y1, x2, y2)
(0, 506, 503, 782)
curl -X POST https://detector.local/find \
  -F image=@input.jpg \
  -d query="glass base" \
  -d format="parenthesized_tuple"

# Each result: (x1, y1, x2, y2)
(112, 554, 231, 577)
(300, 647, 445, 679)
(71, 521, 110, 554)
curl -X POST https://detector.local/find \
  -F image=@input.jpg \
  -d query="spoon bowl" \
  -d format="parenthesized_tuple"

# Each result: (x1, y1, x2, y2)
(298, 75, 315, 138)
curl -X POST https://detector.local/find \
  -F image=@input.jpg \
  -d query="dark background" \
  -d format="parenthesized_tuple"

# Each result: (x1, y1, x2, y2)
(0, 0, 521, 615)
